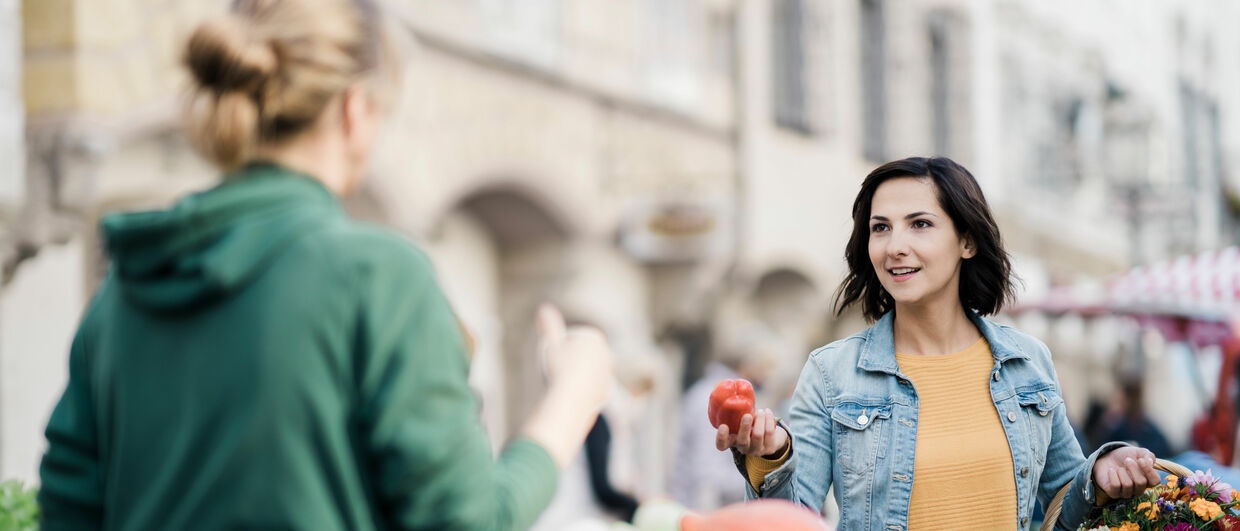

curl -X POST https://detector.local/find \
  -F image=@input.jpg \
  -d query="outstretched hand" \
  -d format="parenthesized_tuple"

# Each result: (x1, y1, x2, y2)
(523, 303, 614, 468)
(535, 304, 612, 413)
(1092, 446, 1160, 499)
(716, 408, 789, 458)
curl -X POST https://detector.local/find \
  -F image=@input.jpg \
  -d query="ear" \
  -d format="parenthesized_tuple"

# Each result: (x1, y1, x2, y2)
(341, 86, 369, 138)
(961, 235, 977, 260)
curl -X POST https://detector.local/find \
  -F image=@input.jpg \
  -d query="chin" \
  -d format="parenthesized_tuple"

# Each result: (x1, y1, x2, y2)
(886, 290, 925, 307)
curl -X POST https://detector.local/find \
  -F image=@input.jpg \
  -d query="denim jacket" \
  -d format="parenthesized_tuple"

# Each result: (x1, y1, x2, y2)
(743, 311, 1122, 531)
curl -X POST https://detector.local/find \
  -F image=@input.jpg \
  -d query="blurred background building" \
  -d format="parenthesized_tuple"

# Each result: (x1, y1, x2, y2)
(4, 0, 1240, 524)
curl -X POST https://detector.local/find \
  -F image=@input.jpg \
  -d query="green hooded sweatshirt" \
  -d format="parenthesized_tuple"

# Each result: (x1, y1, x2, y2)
(38, 163, 557, 530)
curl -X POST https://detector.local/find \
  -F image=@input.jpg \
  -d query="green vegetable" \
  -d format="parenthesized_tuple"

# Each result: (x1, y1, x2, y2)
(0, 480, 39, 531)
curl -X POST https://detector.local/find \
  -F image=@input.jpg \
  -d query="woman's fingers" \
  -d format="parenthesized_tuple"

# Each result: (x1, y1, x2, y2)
(1123, 456, 1155, 490)
(714, 409, 785, 457)
(1100, 468, 1119, 499)
(736, 414, 754, 452)
(1093, 447, 1165, 499)
(1115, 466, 1135, 498)
(763, 409, 778, 454)
(750, 411, 766, 443)
(1140, 457, 1160, 486)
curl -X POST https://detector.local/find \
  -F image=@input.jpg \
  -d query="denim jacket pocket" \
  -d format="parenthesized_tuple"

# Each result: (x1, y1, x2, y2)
(1016, 384, 1063, 465)
(831, 399, 893, 477)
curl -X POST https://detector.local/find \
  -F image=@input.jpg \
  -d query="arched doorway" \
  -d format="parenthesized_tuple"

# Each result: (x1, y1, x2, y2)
(420, 186, 573, 448)
(746, 267, 831, 403)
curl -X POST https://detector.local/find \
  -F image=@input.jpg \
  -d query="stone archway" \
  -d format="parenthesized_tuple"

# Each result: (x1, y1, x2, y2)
(745, 267, 830, 403)
(420, 186, 574, 446)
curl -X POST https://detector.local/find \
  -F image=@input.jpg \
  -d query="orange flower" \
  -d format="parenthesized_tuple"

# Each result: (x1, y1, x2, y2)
(1167, 475, 1179, 489)
(1117, 522, 1139, 531)
(1191, 498, 1224, 520)
(1137, 501, 1160, 520)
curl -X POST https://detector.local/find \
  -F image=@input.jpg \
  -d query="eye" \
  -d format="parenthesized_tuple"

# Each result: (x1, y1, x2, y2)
(870, 223, 889, 233)
(912, 219, 932, 229)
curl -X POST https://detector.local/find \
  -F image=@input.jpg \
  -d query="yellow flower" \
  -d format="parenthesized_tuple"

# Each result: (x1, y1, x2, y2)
(1117, 522, 1140, 531)
(1137, 501, 1160, 520)
(1191, 498, 1224, 520)
(1167, 475, 1179, 489)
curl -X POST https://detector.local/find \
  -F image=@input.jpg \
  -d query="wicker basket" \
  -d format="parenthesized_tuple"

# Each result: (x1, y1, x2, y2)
(1039, 458, 1192, 531)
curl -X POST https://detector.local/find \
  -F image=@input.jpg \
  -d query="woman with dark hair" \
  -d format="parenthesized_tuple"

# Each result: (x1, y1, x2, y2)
(715, 157, 1159, 530)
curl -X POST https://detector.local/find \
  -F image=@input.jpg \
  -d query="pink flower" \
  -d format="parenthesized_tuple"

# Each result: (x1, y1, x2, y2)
(1162, 523, 1193, 531)
(1186, 469, 1234, 502)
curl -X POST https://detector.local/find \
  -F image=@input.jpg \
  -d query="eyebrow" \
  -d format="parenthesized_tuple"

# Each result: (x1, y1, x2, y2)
(870, 211, 938, 222)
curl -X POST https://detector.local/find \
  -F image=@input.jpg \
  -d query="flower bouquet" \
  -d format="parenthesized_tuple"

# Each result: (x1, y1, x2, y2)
(1078, 469, 1240, 531)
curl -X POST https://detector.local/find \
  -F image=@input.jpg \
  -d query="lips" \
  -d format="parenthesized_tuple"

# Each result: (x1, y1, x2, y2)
(888, 267, 921, 281)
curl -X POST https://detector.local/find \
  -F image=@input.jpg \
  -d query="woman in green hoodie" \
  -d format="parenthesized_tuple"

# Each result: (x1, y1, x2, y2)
(37, 1, 614, 529)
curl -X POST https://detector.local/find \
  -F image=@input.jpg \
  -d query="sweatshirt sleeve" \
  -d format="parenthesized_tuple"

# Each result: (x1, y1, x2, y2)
(354, 247, 557, 531)
(38, 324, 104, 530)
(744, 441, 792, 490)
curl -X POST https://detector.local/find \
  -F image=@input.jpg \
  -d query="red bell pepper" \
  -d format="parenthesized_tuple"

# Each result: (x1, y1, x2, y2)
(707, 378, 756, 433)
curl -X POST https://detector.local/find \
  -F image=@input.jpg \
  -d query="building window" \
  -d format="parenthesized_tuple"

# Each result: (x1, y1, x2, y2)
(1038, 97, 1084, 189)
(860, 0, 887, 161)
(1180, 81, 1226, 247)
(479, 0, 561, 69)
(643, 0, 703, 111)
(707, 8, 735, 82)
(1180, 82, 1199, 188)
(1178, 81, 1221, 193)
(772, 0, 810, 133)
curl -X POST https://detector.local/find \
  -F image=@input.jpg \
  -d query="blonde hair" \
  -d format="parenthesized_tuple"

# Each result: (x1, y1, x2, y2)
(183, 0, 391, 171)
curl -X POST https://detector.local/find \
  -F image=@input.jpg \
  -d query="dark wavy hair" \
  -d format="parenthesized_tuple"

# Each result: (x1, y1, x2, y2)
(833, 157, 1015, 321)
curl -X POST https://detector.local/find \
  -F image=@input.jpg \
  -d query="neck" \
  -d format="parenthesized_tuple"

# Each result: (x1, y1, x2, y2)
(891, 297, 979, 356)
(254, 129, 352, 196)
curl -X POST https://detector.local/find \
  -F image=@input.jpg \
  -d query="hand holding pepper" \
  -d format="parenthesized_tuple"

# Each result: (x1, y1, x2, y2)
(709, 379, 788, 458)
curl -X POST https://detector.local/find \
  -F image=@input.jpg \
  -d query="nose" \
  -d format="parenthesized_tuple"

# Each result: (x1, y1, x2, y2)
(886, 228, 910, 258)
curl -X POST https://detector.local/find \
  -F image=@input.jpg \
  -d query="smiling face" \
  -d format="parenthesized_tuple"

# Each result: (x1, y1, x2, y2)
(867, 177, 976, 312)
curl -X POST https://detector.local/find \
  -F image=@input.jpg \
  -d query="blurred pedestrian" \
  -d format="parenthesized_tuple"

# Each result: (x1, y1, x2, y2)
(716, 157, 1161, 530)
(1096, 378, 1173, 458)
(37, 1, 613, 529)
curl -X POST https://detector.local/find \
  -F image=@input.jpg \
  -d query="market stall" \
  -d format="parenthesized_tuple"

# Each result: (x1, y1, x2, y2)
(1014, 246, 1240, 464)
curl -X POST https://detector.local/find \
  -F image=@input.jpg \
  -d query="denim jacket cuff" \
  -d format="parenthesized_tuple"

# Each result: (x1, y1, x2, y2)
(1059, 441, 1129, 529)
(735, 444, 797, 498)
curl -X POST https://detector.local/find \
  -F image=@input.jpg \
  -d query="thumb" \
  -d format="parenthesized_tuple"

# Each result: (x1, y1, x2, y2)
(536, 303, 567, 346)
(536, 304, 567, 382)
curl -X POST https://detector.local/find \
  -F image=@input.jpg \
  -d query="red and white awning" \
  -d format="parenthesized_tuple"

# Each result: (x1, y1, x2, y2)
(1015, 246, 1240, 321)
(1106, 247, 1240, 320)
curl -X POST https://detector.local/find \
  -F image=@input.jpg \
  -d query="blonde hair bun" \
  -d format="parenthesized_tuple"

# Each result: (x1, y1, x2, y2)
(182, 0, 390, 171)
(185, 15, 277, 95)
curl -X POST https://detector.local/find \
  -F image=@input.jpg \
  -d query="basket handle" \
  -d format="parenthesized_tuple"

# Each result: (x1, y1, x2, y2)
(1039, 458, 1192, 531)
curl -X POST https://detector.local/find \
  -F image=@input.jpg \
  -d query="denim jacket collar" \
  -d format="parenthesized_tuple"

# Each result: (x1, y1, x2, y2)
(856, 310, 1032, 376)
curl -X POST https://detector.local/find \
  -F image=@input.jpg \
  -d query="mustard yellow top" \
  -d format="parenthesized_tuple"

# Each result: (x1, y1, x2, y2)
(896, 338, 1016, 530)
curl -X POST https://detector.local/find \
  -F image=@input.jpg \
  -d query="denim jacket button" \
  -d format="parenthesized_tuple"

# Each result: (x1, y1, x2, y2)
(992, 371, 999, 381)
(1007, 411, 1017, 422)
(857, 415, 869, 425)
(1021, 517, 1029, 527)
(1021, 466, 1029, 477)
